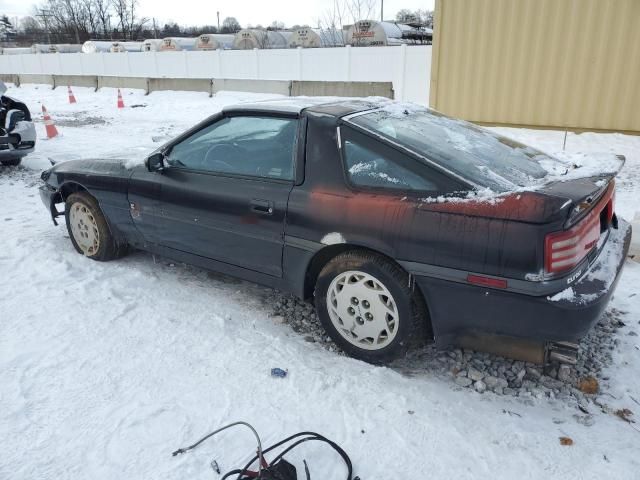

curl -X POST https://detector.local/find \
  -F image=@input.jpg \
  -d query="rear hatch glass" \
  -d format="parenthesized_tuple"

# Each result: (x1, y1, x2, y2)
(348, 105, 561, 192)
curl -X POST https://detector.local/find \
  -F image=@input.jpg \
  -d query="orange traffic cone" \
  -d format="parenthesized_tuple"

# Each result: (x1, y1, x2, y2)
(117, 89, 125, 109)
(42, 105, 59, 139)
(68, 86, 76, 104)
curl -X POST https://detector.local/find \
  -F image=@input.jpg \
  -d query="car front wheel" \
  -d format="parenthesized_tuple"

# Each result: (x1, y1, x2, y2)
(314, 251, 428, 363)
(65, 192, 126, 261)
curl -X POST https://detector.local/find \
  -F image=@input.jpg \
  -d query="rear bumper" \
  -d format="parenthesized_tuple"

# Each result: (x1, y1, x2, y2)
(415, 220, 632, 346)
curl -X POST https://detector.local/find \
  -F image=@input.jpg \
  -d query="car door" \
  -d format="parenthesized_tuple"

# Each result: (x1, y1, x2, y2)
(154, 113, 299, 277)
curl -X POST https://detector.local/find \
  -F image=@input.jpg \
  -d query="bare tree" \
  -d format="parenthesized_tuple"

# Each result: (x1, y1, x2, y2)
(346, 0, 378, 23)
(111, 0, 147, 40)
(93, 0, 112, 37)
(220, 16, 241, 34)
(317, 0, 378, 47)
(317, 0, 347, 31)
(269, 20, 285, 31)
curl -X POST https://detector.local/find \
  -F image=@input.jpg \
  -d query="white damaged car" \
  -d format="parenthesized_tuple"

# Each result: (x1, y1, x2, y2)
(0, 81, 36, 166)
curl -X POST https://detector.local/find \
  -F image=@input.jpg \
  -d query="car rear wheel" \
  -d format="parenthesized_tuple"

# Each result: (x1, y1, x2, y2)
(314, 251, 428, 363)
(0, 157, 22, 166)
(65, 192, 127, 261)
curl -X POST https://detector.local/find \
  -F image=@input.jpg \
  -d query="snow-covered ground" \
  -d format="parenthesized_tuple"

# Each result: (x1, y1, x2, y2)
(1, 85, 639, 480)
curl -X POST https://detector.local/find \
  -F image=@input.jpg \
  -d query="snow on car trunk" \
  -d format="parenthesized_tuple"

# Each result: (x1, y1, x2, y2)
(1, 84, 640, 479)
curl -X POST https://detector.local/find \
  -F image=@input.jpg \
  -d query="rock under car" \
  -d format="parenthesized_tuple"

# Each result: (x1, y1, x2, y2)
(39, 98, 632, 364)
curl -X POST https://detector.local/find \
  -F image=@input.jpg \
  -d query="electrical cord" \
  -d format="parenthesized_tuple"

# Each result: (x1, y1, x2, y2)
(172, 421, 265, 475)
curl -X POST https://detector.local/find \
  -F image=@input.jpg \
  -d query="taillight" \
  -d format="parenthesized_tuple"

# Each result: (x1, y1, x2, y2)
(545, 180, 616, 275)
(545, 211, 601, 274)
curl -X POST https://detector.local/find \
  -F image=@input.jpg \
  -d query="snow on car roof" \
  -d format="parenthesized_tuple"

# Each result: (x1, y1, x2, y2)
(223, 96, 390, 115)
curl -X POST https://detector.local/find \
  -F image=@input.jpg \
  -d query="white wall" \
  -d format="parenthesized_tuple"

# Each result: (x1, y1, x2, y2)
(0, 45, 432, 104)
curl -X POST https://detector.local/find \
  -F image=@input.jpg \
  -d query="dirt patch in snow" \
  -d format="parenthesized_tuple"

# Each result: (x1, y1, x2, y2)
(34, 112, 109, 127)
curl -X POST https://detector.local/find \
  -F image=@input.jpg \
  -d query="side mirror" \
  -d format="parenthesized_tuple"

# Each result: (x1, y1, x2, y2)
(146, 152, 165, 172)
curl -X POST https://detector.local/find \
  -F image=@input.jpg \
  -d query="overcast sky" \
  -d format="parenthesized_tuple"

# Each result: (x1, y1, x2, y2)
(1, 0, 434, 28)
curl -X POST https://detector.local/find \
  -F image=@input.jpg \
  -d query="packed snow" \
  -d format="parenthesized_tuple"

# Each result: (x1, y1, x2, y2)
(1, 84, 640, 480)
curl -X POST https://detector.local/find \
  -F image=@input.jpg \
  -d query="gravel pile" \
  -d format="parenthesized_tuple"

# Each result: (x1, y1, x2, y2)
(271, 294, 628, 406)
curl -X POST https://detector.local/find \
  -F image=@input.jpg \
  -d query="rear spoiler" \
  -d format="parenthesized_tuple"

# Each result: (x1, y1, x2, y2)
(560, 153, 625, 180)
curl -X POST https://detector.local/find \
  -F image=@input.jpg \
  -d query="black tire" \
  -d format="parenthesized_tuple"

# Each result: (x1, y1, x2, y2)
(65, 192, 127, 261)
(0, 157, 22, 166)
(314, 250, 429, 363)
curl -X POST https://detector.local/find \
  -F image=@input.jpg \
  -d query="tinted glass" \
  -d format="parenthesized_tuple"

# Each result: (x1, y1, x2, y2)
(166, 116, 297, 180)
(342, 129, 449, 192)
(350, 105, 562, 191)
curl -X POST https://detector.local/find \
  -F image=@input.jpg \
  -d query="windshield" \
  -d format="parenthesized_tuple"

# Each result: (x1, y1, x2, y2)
(349, 105, 561, 192)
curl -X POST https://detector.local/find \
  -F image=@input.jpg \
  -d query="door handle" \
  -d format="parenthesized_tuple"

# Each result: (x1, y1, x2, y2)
(250, 199, 274, 215)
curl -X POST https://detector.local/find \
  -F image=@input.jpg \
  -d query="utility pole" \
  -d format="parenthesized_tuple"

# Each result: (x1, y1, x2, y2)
(217, 11, 220, 30)
(381, 0, 384, 21)
(35, 8, 53, 44)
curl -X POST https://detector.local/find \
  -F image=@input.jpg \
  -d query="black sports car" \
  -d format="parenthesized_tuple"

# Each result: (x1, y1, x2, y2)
(39, 98, 632, 364)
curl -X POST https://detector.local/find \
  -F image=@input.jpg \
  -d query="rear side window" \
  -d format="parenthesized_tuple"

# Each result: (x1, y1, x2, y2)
(341, 127, 458, 193)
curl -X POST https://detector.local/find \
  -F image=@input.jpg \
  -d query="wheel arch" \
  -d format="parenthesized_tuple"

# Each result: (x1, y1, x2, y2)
(59, 181, 92, 201)
(60, 181, 127, 246)
(302, 243, 434, 338)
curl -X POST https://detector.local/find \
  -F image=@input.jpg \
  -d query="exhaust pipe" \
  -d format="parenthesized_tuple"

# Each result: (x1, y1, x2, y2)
(457, 334, 579, 365)
(547, 341, 579, 365)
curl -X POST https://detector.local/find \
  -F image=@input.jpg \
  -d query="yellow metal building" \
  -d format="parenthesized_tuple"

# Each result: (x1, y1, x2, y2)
(430, 0, 640, 133)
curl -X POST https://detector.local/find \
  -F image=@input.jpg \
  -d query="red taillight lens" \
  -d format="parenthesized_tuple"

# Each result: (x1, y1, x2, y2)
(545, 212, 601, 274)
(545, 181, 616, 275)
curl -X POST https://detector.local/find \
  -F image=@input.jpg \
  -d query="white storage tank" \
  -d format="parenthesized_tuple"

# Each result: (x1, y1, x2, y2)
(346, 20, 411, 46)
(82, 40, 113, 53)
(1, 47, 32, 55)
(141, 39, 163, 52)
(159, 37, 197, 52)
(194, 33, 235, 50)
(32, 43, 83, 53)
(232, 29, 290, 49)
(288, 27, 344, 48)
(110, 41, 144, 52)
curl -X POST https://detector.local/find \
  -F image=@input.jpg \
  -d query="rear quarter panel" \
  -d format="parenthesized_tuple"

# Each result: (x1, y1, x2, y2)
(286, 113, 565, 282)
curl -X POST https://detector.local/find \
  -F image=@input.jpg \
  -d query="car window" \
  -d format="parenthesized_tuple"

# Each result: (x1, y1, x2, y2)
(349, 105, 561, 192)
(166, 116, 297, 180)
(342, 128, 446, 192)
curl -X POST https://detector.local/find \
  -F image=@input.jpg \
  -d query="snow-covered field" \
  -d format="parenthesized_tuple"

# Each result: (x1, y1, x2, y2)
(1, 84, 639, 480)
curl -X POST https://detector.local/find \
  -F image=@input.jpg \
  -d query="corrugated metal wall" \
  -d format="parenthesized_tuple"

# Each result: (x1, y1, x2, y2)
(430, 0, 640, 133)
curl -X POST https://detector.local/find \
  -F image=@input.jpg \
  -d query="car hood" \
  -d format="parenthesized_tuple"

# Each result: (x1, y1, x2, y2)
(42, 157, 142, 189)
(48, 144, 152, 168)
(49, 158, 135, 175)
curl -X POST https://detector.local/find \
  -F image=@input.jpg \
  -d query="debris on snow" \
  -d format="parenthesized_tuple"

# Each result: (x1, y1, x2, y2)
(271, 368, 288, 378)
(559, 437, 574, 446)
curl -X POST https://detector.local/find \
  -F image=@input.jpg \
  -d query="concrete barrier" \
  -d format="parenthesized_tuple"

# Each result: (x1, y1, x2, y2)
(53, 75, 98, 90)
(148, 78, 213, 96)
(11, 74, 395, 101)
(98, 76, 149, 92)
(18, 74, 55, 86)
(0, 74, 20, 85)
(291, 81, 394, 99)
(212, 79, 292, 96)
